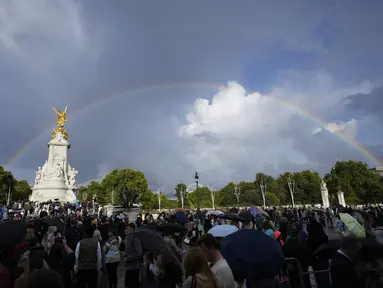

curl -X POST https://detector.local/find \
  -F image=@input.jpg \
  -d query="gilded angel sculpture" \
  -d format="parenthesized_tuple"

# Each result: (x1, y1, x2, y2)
(51, 106, 68, 140)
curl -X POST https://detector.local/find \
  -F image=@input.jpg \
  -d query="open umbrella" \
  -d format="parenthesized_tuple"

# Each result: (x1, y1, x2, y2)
(217, 214, 243, 222)
(158, 222, 185, 233)
(208, 225, 238, 238)
(206, 210, 224, 217)
(175, 211, 188, 224)
(339, 213, 366, 238)
(134, 227, 166, 253)
(221, 229, 284, 281)
(42, 218, 65, 232)
(0, 221, 25, 250)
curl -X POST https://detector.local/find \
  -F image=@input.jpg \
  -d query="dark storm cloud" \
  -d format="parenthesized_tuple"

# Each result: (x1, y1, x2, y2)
(344, 87, 383, 117)
(280, 115, 376, 171)
(1, 0, 383, 194)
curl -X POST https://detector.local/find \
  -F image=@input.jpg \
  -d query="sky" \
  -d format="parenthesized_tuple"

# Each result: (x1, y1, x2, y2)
(0, 0, 383, 195)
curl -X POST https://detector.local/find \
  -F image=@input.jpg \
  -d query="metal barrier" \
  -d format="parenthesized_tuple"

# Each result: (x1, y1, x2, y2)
(283, 257, 383, 288)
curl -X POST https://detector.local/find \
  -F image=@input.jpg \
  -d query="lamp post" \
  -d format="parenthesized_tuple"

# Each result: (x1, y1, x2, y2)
(110, 190, 115, 205)
(180, 186, 185, 209)
(234, 181, 241, 208)
(287, 177, 295, 208)
(210, 185, 216, 210)
(258, 178, 267, 209)
(195, 172, 200, 209)
(6, 186, 12, 207)
(156, 190, 161, 211)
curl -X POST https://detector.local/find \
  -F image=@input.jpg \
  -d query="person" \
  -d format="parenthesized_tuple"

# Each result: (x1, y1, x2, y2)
(25, 268, 65, 288)
(330, 235, 362, 288)
(151, 245, 183, 288)
(74, 222, 102, 288)
(104, 227, 122, 288)
(46, 236, 75, 288)
(263, 221, 274, 239)
(183, 247, 218, 288)
(125, 222, 143, 288)
(239, 212, 253, 229)
(197, 233, 235, 288)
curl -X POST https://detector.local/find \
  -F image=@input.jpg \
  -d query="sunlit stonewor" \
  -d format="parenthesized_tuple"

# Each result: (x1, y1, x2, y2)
(30, 107, 78, 202)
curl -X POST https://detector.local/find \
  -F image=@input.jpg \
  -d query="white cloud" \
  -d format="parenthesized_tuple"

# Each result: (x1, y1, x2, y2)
(178, 77, 371, 183)
(326, 119, 358, 140)
(178, 81, 296, 182)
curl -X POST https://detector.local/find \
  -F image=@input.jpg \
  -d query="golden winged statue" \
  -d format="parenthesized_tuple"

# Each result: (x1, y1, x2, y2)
(51, 106, 68, 140)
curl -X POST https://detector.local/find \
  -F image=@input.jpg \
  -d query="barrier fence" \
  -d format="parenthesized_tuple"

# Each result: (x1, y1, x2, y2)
(282, 257, 383, 288)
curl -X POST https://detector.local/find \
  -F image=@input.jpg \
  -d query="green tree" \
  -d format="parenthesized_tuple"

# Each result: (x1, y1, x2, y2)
(101, 168, 148, 205)
(293, 170, 322, 204)
(276, 172, 295, 206)
(13, 180, 32, 201)
(325, 160, 383, 204)
(175, 183, 188, 208)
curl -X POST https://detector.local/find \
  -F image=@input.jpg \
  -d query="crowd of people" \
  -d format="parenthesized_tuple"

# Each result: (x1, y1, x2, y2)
(0, 202, 383, 288)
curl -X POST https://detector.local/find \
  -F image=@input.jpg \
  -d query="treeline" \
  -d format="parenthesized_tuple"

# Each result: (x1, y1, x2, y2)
(78, 160, 383, 209)
(0, 166, 32, 203)
(1, 160, 382, 207)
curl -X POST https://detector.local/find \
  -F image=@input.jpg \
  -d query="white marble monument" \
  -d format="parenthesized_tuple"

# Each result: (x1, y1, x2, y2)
(30, 107, 78, 203)
(337, 186, 346, 207)
(320, 180, 330, 208)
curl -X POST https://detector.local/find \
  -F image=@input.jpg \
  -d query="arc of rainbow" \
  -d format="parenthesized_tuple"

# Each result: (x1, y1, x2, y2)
(5, 82, 382, 167)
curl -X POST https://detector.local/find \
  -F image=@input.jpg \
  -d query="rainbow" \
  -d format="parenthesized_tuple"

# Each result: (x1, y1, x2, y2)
(5, 82, 382, 167)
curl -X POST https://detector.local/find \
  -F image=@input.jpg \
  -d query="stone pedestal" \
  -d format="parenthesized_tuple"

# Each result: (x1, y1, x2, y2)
(321, 190, 330, 208)
(320, 180, 330, 208)
(337, 191, 346, 207)
(30, 132, 78, 203)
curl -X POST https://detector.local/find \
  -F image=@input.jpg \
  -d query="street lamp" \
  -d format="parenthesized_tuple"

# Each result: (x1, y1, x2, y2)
(195, 172, 200, 209)
(234, 181, 241, 208)
(156, 190, 162, 210)
(287, 177, 295, 208)
(210, 185, 216, 210)
(180, 185, 186, 209)
(257, 178, 267, 209)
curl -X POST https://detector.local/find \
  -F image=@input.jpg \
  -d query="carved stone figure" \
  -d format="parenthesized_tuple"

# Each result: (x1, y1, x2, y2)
(34, 167, 42, 185)
(68, 168, 78, 187)
(55, 163, 64, 178)
(320, 180, 327, 191)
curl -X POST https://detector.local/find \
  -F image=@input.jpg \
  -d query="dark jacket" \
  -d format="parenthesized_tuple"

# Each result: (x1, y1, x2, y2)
(330, 253, 361, 288)
(158, 263, 183, 288)
(78, 238, 98, 271)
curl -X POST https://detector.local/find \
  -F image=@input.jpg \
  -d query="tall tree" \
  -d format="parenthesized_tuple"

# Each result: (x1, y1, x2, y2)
(101, 168, 148, 205)
(325, 160, 383, 204)
(175, 183, 188, 208)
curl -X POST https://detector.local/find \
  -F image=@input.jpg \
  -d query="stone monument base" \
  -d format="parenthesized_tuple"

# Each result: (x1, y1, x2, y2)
(31, 178, 76, 203)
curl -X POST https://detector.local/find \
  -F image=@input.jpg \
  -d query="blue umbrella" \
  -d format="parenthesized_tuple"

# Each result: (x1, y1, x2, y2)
(221, 229, 284, 281)
(175, 211, 188, 224)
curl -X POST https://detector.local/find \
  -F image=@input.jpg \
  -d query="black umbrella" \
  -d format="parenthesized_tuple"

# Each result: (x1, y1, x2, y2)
(217, 214, 243, 222)
(221, 229, 284, 280)
(134, 227, 166, 253)
(42, 218, 65, 232)
(157, 222, 185, 233)
(0, 221, 25, 250)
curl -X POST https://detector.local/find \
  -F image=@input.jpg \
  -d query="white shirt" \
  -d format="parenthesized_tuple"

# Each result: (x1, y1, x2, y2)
(211, 258, 235, 288)
(74, 240, 102, 273)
